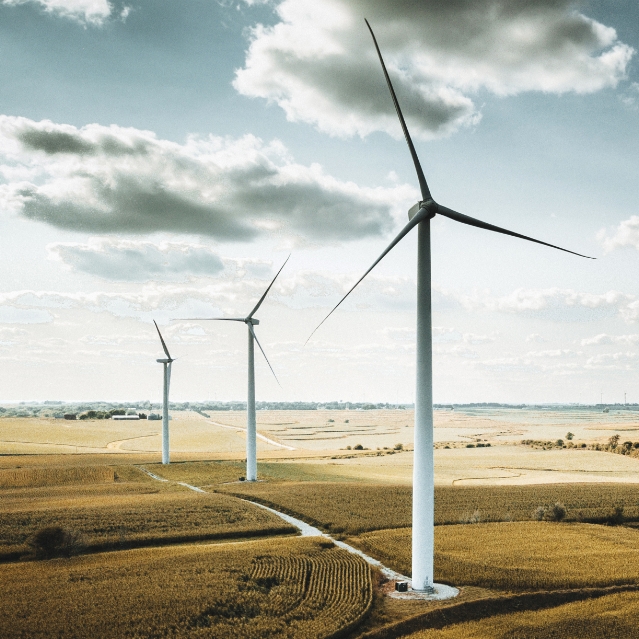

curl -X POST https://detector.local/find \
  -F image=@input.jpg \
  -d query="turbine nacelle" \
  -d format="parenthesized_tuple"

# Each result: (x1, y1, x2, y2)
(244, 318, 260, 325)
(156, 358, 173, 364)
(409, 200, 438, 221)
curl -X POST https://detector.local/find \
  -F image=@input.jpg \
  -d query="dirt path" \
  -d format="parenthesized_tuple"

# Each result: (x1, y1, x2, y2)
(136, 465, 457, 601)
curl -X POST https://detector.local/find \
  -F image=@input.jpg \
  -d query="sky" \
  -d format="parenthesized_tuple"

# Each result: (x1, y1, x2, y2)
(1, 0, 639, 405)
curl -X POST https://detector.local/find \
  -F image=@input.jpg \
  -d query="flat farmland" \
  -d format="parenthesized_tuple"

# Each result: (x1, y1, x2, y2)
(351, 522, 639, 590)
(0, 536, 372, 639)
(4, 410, 639, 488)
(220, 482, 639, 535)
(0, 482, 294, 559)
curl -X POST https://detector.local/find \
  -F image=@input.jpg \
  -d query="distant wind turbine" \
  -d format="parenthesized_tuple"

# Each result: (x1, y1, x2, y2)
(307, 21, 594, 593)
(154, 320, 175, 465)
(180, 256, 289, 481)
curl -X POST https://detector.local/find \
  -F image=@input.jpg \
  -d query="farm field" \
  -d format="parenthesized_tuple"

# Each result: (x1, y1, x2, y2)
(3, 407, 639, 637)
(350, 522, 639, 589)
(219, 481, 639, 535)
(403, 590, 639, 639)
(0, 536, 372, 639)
(0, 486, 294, 559)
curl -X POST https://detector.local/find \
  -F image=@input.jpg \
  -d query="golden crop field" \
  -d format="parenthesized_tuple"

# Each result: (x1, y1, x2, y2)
(0, 465, 115, 488)
(219, 482, 639, 535)
(0, 537, 373, 639)
(403, 591, 639, 639)
(0, 488, 294, 558)
(351, 522, 639, 590)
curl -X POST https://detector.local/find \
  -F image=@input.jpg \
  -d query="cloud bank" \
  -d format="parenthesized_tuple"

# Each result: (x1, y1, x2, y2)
(48, 239, 226, 282)
(1, 0, 126, 25)
(0, 116, 411, 241)
(235, 0, 633, 139)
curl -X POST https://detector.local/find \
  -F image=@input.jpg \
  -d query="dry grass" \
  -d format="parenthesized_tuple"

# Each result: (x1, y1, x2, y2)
(0, 489, 294, 558)
(219, 482, 639, 535)
(403, 591, 639, 638)
(351, 522, 639, 590)
(0, 536, 372, 639)
(0, 465, 115, 488)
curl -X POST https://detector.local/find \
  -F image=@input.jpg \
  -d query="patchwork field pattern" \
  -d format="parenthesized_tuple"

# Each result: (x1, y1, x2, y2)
(0, 537, 373, 639)
(350, 522, 639, 589)
(404, 591, 639, 639)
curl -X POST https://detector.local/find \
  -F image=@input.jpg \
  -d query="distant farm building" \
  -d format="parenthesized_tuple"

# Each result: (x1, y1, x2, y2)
(112, 414, 140, 420)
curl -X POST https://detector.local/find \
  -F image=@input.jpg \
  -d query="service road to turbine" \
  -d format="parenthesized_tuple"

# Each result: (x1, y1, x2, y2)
(137, 466, 458, 600)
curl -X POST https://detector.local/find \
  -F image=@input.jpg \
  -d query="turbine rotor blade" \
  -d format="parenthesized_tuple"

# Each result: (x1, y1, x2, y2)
(153, 320, 173, 361)
(306, 206, 431, 344)
(173, 317, 246, 322)
(248, 324, 281, 387)
(437, 205, 595, 259)
(248, 254, 291, 319)
(365, 19, 431, 201)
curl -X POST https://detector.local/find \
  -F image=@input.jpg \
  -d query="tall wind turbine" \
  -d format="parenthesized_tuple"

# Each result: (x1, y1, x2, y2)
(308, 21, 593, 593)
(180, 256, 289, 481)
(154, 320, 175, 465)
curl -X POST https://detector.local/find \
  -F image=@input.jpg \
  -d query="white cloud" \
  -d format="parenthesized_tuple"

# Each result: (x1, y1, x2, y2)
(235, 0, 633, 139)
(581, 333, 639, 346)
(48, 239, 226, 282)
(598, 216, 639, 252)
(450, 287, 633, 320)
(1, 0, 117, 25)
(0, 116, 412, 242)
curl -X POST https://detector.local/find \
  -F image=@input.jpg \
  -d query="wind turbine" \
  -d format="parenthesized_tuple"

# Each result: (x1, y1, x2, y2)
(153, 320, 175, 465)
(308, 21, 594, 593)
(180, 256, 289, 481)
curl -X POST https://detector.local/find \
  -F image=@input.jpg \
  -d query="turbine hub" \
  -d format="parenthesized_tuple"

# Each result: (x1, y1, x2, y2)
(408, 199, 438, 220)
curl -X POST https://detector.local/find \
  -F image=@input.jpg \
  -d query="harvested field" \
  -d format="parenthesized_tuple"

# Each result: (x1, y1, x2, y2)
(219, 482, 639, 535)
(0, 537, 373, 639)
(403, 590, 639, 639)
(351, 522, 639, 589)
(0, 489, 294, 559)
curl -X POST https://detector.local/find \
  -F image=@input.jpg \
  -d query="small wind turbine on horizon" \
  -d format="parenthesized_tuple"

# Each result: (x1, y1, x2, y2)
(154, 320, 176, 465)
(308, 20, 594, 593)
(179, 256, 289, 481)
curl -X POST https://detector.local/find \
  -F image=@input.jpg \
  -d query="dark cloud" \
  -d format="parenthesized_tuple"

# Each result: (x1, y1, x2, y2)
(235, 0, 633, 138)
(1, 116, 406, 241)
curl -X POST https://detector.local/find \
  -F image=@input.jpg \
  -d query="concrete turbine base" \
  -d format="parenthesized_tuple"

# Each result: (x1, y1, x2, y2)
(389, 582, 459, 601)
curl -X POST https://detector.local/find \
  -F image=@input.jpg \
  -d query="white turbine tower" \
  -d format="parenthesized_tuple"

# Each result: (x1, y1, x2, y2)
(308, 21, 594, 593)
(154, 320, 175, 465)
(181, 256, 288, 481)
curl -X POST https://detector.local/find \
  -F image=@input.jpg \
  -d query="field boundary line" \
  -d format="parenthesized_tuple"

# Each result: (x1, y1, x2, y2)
(358, 583, 639, 639)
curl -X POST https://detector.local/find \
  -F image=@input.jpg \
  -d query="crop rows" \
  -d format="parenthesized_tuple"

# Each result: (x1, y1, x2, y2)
(0, 537, 372, 638)
(350, 522, 639, 590)
(221, 482, 639, 534)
